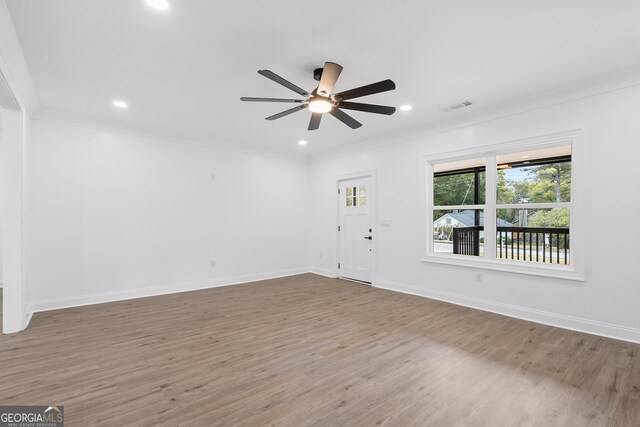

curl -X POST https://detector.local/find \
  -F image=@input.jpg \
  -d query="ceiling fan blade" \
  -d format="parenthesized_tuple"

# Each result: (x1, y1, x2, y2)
(241, 97, 305, 103)
(258, 70, 310, 97)
(265, 104, 307, 121)
(329, 108, 362, 129)
(339, 102, 396, 115)
(333, 79, 396, 100)
(316, 62, 343, 97)
(308, 112, 322, 130)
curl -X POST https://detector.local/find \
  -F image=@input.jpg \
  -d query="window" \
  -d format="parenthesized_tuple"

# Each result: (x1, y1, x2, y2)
(346, 185, 366, 207)
(432, 157, 485, 256)
(424, 132, 582, 280)
(495, 149, 571, 265)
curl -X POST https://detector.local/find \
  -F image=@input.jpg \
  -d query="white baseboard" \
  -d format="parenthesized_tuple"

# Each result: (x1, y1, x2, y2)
(308, 266, 336, 278)
(25, 270, 639, 345)
(28, 267, 309, 314)
(24, 309, 34, 329)
(374, 279, 640, 344)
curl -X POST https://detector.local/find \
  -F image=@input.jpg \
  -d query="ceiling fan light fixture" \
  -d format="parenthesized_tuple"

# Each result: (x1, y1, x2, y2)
(308, 97, 333, 114)
(146, 0, 169, 10)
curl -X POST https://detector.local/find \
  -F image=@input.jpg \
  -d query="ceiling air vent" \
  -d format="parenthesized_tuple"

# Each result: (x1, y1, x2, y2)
(443, 100, 473, 112)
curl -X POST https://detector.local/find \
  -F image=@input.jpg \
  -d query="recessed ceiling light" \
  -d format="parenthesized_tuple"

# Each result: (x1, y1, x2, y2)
(145, 0, 169, 10)
(298, 140, 308, 146)
(400, 105, 412, 111)
(521, 155, 529, 159)
(112, 100, 128, 109)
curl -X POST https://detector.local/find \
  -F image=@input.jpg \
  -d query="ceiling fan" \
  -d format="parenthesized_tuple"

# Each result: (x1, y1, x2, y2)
(240, 62, 396, 130)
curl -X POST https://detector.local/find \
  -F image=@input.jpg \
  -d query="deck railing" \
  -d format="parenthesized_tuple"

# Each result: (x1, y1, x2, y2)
(452, 226, 483, 258)
(452, 226, 570, 264)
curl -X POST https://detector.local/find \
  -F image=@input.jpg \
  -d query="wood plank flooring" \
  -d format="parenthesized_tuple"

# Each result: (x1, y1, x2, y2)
(0, 274, 639, 426)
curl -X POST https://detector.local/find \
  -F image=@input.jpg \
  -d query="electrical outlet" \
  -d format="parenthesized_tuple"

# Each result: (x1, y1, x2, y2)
(475, 272, 483, 283)
(210, 260, 217, 268)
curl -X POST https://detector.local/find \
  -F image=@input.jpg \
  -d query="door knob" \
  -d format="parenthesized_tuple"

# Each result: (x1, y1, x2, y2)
(363, 236, 373, 240)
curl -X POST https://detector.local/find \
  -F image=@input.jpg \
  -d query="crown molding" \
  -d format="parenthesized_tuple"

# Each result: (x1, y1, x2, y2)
(26, 63, 640, 165)
(310, 66, 640, 162)
(33, 107, 310, 163)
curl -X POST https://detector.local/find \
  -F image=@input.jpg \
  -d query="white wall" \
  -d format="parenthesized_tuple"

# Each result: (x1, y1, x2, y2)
(26, 119, 310, 310)
(0, 0, 35, 332)
(0, 113, 3, 288)
(309, 83, 640, 343)
(1, 107, 27, 332)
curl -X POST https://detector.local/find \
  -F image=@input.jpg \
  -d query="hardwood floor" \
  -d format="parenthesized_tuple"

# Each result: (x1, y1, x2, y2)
(0, 274, 638, 426)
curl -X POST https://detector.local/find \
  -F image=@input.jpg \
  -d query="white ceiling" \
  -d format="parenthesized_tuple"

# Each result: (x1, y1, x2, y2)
(7, 0, 640, 154)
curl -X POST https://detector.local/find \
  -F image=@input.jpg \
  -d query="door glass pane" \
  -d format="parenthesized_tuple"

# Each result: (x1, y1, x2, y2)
(346, 187, 352, 197)
(359, 196, 366, 206)
(346, 197, 353, 206)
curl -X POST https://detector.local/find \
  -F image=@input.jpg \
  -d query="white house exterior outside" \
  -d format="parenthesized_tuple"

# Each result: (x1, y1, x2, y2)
(433, 210, 513, 240)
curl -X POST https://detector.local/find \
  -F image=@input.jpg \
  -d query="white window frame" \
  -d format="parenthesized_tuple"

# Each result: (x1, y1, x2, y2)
(421, 130, 585, 281)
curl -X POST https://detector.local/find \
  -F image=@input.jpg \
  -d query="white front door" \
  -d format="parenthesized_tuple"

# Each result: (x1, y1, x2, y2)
(338, 176, 373, 283)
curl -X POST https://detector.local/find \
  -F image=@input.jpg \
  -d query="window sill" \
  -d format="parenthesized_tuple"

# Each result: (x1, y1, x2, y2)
(420, 254, 585, 282)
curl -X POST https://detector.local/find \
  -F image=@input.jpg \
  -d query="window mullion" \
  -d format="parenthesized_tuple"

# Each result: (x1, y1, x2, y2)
(426, 161, 434, 256)
(484, 153, 497, 258)
(432, 204, 486, 211)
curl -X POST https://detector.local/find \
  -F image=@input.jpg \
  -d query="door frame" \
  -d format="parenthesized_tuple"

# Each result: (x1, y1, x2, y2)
(335, 170, 377, 284)
(0, 68, 28, 334)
